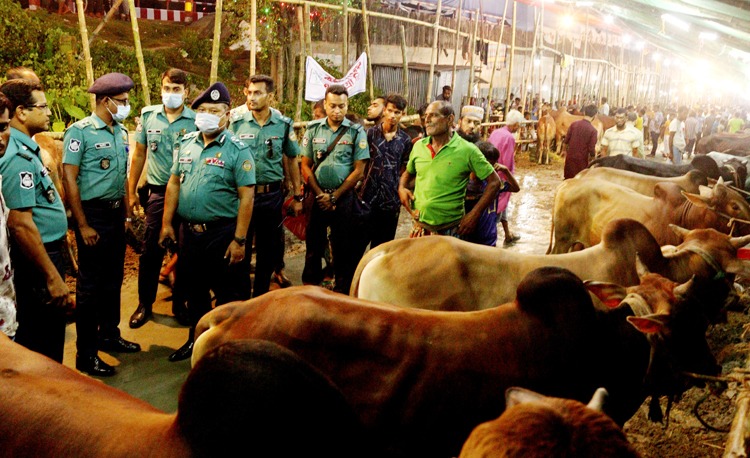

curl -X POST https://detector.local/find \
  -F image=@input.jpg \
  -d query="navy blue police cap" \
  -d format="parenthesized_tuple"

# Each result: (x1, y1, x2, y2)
(87, 72, 135, 96)
(191, 82, 231, 109)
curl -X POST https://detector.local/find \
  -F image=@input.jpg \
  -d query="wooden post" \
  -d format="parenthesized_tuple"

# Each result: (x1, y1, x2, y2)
(126, 0, 150, 105)
(304, 2, 312, 57)
(249, 0, 257, 76)
(520, 3, 539, 114)
(425, 0, 443, 104)
(503, 0, 516, 113)
(209, 0, 223, 84)
(400, 24, 409, 102)
(550, 30, 557, 106)
(341, 0, 348, 73)
(75, 0, 96, 110)
(468, 9, 479, 104)
(450, 0, 463, 92)
(85, 0, 124, 51)
(295, 6, 305, 121)
(484, 0, 508, 122)
(538, 0, 544, 103)
(277, 49, 285, 101)
(361, 0, 374, 98)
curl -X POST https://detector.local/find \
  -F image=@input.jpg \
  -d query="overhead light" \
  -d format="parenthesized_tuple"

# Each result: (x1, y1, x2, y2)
(561, 14, 575, 28)
(604, 14, 613, 25)
(652, 52, 662, 61)
(664, 59, 672, 67)
(577, 70, 584, 77)
(662, 14, 690, 31)
(636, 41, 645, 50)
(699, 32, 717, 41)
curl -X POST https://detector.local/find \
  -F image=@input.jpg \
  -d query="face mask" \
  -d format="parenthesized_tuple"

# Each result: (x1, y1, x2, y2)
(162, 92, 184, 109)
(107, 99, 130, 122)
(195, 112, 224, 134)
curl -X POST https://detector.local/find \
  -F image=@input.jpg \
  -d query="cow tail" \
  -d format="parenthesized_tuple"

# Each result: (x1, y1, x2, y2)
(546, 215, 555, 254)
(349, 249, 383, 297)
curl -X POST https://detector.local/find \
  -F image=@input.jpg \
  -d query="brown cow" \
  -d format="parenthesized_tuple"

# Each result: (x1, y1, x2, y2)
(0, 335, 366, 458)
(536, 109, 556, 165)
(549, 178, 750, 253)
(459, 388, 640, 458)
(193, 267, 719, 456)
(351, 218, 750, 312)
(576, 168, 707, 196)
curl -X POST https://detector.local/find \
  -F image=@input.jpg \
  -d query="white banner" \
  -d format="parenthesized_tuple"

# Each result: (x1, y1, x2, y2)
(305, 53, 368, 102)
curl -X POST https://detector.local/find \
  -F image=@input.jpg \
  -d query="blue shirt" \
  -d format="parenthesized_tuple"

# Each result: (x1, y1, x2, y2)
(363, 124, 412, 212)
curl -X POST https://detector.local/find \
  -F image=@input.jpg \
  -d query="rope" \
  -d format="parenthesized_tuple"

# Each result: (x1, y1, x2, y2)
(692, 390, 732, 432)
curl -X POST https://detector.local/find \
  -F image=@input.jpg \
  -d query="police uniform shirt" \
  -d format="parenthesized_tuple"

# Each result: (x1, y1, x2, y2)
(171, 130, 256, 223)
(62, 113, 129, 201)
(0, 128, 67, 243)
(135, 104, 197, 186)
(229, 107, 299, 185)
(302, 117, 369, 190)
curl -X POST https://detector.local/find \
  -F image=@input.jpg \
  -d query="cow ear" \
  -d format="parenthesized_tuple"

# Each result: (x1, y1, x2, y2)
(725, 260, 750, 276)
(506, 387, 545, 408)
(699, 185, 714, 199)
(669, 224, 690, 241)
(627, 314, 667, 334)
(682, 190, 711, 208)
(586, 387, 609, 412)
(584, 281, 627, 308)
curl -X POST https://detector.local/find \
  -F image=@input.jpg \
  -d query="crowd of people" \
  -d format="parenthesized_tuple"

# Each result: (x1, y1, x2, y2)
(0, 69, 526, 375)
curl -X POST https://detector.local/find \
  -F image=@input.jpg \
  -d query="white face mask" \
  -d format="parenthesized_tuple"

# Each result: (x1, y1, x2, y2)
(162, 92, 184, 109)
(107, 99, 130, 122)
(195, 112, 224, 134)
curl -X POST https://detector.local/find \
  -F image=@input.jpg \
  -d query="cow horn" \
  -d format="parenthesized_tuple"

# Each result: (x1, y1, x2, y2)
(730, 234, 750, 249)
(673, 276, 695, 297)
(586, 387, 609, 412)
(505, 387, 545, 408)
(669, 224, 690, 241)
(635, 253, 651, 278)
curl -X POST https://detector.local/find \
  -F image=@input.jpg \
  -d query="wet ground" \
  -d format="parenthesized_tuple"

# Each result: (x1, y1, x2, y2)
(60, 150, 748, 457)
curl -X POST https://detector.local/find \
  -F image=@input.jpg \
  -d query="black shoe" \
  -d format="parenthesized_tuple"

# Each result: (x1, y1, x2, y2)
(76, 354, 115, 377)
(99, 336, 141, 353)
(168, 339, 193, 362)
(172, 301, 190, 326)
(128, 304, 151, 329)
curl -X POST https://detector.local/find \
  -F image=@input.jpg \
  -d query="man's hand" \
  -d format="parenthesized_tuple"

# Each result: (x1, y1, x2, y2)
(225, 240, 246, 265)
(159, 224, 176, 249)
(46, 274, 71, 310)
(290, 200, 303, 216)
(78, 225, 99, 246)
(398, 187, 416, 217)
(316, 193, 336, 212)
(457, 211, 479, 236)
(128, 194, 141, 214)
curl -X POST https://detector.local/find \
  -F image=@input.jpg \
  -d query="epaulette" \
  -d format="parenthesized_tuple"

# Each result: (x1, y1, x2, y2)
(141, 105, 160, 115)
(72, 118, 93, 129)
(16, 151, 34, 161)
(229, 135, 247, 148)
(307, 118, 325, 128)
(182, 131, 200, 141)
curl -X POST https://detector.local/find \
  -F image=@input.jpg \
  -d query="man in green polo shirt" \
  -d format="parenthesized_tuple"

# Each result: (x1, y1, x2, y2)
(0, 79, 71, 362)
(159, 82, 255, 362)
(301, 84, 369, 294)
(229, 74, 302, 297)
(127, 68, 196, 329)
(63, 72, 141, 377)
(399, 100, 500, 237)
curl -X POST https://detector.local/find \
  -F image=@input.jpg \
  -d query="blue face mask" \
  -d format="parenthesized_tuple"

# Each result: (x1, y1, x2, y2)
(162, 92, 184, 109)
(107, 99, 130, 122)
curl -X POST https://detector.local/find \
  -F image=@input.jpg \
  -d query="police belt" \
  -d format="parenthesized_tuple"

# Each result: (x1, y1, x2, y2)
(184, 218, 234, 234)
(82, 198, 123, 210)
(148, 184, 167, 193)
(255, 181, 282, 194)
(43, 237, 64, 252)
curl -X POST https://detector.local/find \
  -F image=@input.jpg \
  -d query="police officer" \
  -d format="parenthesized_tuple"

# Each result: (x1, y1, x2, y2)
(229, 74, 302, 297)
(0, 79, 71, 362)
(62, 73, 141, 377)
(127, 68, 196, 328)
(160, 82, 255, 362)
(301, 84, 369, 294)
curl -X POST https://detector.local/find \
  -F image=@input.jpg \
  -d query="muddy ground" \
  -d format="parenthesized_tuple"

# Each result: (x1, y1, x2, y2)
(66, 150, 749, 456)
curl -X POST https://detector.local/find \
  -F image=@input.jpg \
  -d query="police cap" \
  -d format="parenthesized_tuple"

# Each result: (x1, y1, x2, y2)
(191, 82, 231, 109)
(88, 72, 135, 96)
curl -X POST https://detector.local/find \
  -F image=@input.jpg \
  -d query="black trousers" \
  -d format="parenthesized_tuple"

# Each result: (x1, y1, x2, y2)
(137, 189, 183, 308)
(247, 189, 284, 297)
(75, 203, 125, 357)
(179, 220, 251, 327)
(302, 192, 366, 294)
(12, 240, 67, 362)
(650, 132, 660, 156)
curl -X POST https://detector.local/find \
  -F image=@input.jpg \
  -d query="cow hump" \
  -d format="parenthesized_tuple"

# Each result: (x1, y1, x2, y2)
(516, 267, 594, 324)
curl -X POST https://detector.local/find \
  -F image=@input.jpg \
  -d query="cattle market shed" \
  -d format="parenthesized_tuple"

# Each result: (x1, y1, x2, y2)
(372, 63, 472, 112)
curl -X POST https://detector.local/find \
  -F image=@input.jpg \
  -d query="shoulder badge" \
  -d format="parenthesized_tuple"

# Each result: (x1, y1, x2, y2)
(242, 160, 253, 171)
(359, 138, 368, 150)
(19, 172, 33, 189)
(68, 138, 81, 153)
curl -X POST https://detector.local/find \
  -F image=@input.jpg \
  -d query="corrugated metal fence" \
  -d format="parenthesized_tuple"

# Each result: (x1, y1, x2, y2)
(372, 64, 472, 112)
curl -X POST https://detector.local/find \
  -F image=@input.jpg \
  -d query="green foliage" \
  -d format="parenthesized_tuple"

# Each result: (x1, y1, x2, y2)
(0, 0, 43, 67)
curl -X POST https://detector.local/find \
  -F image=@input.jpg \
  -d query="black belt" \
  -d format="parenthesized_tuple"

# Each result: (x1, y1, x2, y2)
(43, 238, 64, 252)
(83, 199, 122, 209)
(184, 218, 234, 234)
(149, 184, 167, 193)
(255, 182, 282, 194)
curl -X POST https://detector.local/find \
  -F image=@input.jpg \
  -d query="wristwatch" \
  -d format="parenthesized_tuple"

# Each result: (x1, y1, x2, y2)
(329, 194, 337, 205)
(233, 236, 247, 246)
(293, 194, 305, 202)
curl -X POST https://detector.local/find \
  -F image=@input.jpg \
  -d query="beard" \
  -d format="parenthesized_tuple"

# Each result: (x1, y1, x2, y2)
(457, 130, 481, 143)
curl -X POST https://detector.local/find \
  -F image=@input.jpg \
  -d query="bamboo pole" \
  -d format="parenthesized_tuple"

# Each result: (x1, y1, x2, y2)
(84, 0, 124, 53)
(209, 0, 223, 84)
(450, 0, 463, 92)
(125, 0, 150, 106)
(425, 0, 443, 104)
(304, 2, 312, 57)
(550, 30, 557, 106)
(277, 49, 285, 101)
(520, 3, 539, 114)
(75, 0, 96, 110)
(250, 0, 257, 76)
(341, 0, 348, 73)
(503, 0, 516, 113)
(361, 0, 374, 98)
(538, 0, 544, 103)
(468, 8, 479, 104)
(295, 6, 305, 121)
(400, 24, 409, 102)
(484, 0, 508, 122)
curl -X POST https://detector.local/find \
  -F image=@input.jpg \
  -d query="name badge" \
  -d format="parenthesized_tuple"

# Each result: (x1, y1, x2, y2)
(312, 138, 326, 144)
(206, 157, 225, 167)
(147, 129, 162, 134)
(178, 157, 193, 164)
(95, 142, 112, 149)
(268, 136, 280, 140)
(239, 134, 255, 139)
